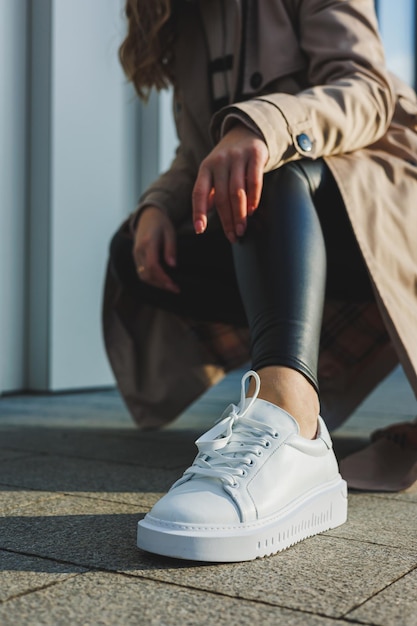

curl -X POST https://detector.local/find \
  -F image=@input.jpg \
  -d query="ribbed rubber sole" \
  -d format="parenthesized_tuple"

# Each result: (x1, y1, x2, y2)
(137, 478, 348, 562)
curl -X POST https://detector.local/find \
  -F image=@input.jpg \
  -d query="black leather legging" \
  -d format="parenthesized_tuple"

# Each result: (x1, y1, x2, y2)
(109, 159, 374, 392)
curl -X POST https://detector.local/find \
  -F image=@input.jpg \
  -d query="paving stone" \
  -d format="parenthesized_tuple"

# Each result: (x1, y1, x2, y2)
(134, 536, 417, 619)
(0, 488, 62, 516)
(0, 390, 131, 428)
(372, 484, 417, 504)
(0, 426, 197, 469)
(0, 550, 86, 603)
(0, 570, 349, 626)
(0, 450, 32, 463)
(327, 493, 417, 550)
(2, 493, 414, 620)
(0, 494, 145, 571)
(0, 454, 181, 504)
(347, 567, 417, 626)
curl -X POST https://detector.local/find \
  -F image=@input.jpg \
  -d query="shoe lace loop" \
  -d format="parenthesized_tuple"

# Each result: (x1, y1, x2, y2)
(183, 371, 278, 487)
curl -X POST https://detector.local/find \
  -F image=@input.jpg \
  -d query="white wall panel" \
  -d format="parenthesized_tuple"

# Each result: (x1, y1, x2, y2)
(29, 0, 140, 390)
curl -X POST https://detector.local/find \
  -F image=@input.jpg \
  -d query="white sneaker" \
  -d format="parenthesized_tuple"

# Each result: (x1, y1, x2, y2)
(137, 370, 347, 562)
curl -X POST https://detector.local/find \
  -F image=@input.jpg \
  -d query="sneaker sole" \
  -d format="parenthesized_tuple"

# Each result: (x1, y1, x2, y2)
(137, 478, 348, 562)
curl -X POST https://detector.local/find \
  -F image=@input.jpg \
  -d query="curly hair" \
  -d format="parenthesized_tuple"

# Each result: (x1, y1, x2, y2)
(119, 0, 176, 101)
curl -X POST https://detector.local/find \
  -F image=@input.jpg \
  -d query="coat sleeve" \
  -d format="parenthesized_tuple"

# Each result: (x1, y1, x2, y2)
(132, 142, 196, 228)
(211, 0, 396, 172)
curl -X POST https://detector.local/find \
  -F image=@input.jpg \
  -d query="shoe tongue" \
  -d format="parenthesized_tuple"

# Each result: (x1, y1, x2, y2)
(241, 397, 300, 436)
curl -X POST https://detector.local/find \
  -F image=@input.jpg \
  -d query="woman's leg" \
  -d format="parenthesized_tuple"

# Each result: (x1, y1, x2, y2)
(232, 160, 329, 437)
(136, 160, 351, 562)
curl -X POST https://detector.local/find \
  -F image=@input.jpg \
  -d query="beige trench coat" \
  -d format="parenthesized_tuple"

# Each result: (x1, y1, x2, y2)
(103, 0, 417, 430)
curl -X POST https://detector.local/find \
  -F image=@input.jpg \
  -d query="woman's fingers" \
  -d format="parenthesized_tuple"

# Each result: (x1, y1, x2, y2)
(192, 124, 268, 241)
(193, 149, 247, 243)
(228, 161, 248, 237)
(192, 165, 212, 235)
(133, 207, 180, 293)
(212, 161, 240, 243)
(136, 246, 180, 293)
(246, 143, 267, 214)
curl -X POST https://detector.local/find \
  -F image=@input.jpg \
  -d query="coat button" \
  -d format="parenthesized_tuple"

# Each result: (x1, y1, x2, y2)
(296, 133, 313, 152)
(250, 72, 263, 90)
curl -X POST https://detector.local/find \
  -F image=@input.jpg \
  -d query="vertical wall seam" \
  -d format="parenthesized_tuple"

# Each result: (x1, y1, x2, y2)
(28, 0, 53, 389)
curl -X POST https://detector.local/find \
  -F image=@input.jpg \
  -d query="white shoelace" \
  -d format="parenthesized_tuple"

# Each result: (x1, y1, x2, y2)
(181, 371, 279, 487)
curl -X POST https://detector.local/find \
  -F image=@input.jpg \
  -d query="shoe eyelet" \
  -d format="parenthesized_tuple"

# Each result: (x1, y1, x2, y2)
(273, 432, 279, 439)
(241, 469, 248, 477)
(264, 441, 271, 448)
(256, 450, 263, 457)
(231, 481, 239, 488)
(247, 459, 255, 467)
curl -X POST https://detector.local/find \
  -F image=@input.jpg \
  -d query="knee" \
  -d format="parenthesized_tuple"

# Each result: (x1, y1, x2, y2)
(255, 163, 314, 228)
(262, 160, 324, 203)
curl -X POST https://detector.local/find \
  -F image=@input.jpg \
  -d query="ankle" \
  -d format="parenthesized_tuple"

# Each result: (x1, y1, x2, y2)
(247, 366, 319, 439)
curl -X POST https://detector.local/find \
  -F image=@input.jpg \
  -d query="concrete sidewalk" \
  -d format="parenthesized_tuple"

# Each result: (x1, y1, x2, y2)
(0, 367, 416, 625)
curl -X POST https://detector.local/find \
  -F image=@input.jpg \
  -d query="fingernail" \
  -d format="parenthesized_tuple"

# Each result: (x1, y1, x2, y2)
(236, 224, 245, 237)
(227, 232, 236, 244)
(195, 220, 205, 234)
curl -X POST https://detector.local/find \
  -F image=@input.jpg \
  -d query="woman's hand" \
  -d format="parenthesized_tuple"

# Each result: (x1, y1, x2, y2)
(192, 123, 269, 242)
(133, 206, 180, 293)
